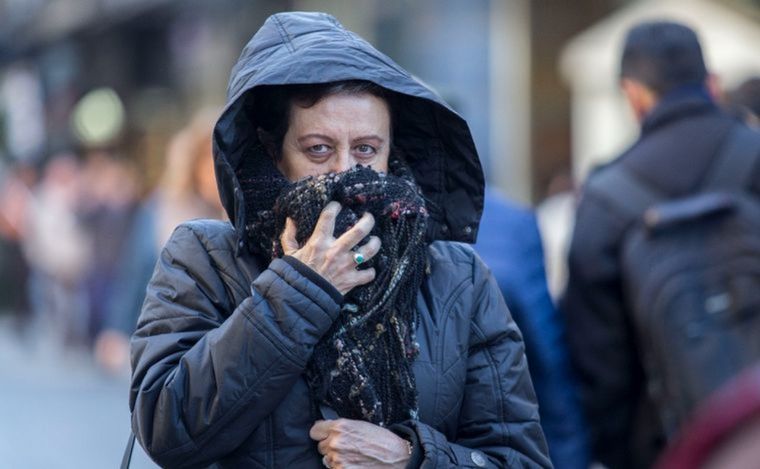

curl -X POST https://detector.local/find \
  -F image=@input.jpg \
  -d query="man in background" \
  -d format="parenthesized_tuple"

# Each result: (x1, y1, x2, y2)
(562, 20, 760, 468)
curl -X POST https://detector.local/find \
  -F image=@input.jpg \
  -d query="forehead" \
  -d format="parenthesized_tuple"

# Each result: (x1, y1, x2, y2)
(288, 92, 390, 132)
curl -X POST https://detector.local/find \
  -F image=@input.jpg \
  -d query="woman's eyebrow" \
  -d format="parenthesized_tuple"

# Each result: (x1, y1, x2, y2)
(353, 135, 385, 144)
(297, 133, 335, 143)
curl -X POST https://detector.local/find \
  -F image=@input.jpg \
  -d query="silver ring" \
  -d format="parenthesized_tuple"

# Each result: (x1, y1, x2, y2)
(352, 251, 365, 265)
(322, 455, 331, 468)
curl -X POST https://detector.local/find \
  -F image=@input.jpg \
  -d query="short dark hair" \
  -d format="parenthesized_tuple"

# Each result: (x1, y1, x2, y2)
(248, 80, 394, 160)
(620, 21, 707, 96)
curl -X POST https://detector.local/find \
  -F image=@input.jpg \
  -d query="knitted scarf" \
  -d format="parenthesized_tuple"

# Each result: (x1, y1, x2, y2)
(237, 149, 428, 426)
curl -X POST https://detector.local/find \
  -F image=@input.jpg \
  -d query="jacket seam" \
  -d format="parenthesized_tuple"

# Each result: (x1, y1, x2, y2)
(438, 278, 472, 374)
(269, 260, 336, 326)
(347, 45, 411, 78)
(273, 14, 296, 54)
(178, 223, 252, 300)
(328, 14, 354, 44)
(471, 320, 513, 466)
(242, 278, 310, 368)
(153, 340, 284, 460)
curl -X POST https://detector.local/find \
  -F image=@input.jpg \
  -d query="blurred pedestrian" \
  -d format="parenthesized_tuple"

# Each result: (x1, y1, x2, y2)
(23, 153, 92, 350)
(78, 150, 139, 345)
(0, 162, 34, 326)
(562, 20, 760, 469)
(94, 110, 223, 374)
(475, 187, 589, 469)
(725, 76, 760, 128)
(129, 11, 550, 468)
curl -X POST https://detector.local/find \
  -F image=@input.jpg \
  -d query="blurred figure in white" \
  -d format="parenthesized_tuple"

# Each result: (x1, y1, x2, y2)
(94, 110, 223, 375)
(535, 170, 577, 302)
(23, 153, 92, 350)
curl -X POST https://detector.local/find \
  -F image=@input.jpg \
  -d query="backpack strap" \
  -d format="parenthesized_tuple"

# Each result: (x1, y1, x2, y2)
(584, 164, 662, 221)
(705, 124, 760, 191)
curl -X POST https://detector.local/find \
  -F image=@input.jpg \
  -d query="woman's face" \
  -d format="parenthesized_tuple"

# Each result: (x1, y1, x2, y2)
(277, 92, 390, 181)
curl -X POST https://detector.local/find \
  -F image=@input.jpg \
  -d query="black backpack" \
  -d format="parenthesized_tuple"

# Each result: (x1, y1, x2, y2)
(587, 124, 760, 437)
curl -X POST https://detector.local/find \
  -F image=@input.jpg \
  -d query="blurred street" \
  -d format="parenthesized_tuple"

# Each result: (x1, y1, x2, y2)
(0, 317, 154, 468)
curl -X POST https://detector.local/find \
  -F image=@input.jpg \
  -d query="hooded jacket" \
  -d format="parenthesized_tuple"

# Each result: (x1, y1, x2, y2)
(129, 11, 550, 468)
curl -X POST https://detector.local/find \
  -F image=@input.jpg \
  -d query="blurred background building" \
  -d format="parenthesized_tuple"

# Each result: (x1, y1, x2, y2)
(560, 0, 760, 183)
(1, 0, 760, 467)
(2, 0, 758, 199)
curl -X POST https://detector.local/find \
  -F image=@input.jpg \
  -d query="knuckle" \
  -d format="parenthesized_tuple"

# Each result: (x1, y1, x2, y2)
(356, 270, 375, 285)
(328, 435, 342, 451)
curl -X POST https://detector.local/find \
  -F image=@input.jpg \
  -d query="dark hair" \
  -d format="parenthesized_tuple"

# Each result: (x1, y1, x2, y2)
(249, 80, 394, 160)
(620, 21, 707, 96)
(727, 77, 760, 119)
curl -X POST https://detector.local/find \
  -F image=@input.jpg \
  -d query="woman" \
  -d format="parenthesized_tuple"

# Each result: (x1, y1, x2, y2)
(129, 11, 550, 468)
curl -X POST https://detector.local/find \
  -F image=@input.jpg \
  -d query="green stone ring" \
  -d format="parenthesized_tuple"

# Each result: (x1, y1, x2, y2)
(353, 251, 366, 265)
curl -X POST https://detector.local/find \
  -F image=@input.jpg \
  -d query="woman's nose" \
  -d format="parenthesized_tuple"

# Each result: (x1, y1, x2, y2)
(330, 151, 354, 173)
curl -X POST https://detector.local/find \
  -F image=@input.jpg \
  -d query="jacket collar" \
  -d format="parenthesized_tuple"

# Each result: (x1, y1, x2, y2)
(641, 85, 717, 135)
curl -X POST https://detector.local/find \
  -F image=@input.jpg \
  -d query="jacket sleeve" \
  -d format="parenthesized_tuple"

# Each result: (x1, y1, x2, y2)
(397, 251, 552, 468)
(129, 224, 342, 468)
(560, 191, 646, 469)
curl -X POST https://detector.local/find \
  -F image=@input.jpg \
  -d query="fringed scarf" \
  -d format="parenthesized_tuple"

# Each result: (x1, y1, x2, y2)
(237, 150, 428, 426)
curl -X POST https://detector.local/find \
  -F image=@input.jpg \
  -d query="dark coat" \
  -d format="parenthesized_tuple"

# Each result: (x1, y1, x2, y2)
(561, 89, 760, 469)
(129, 11, 550, 469)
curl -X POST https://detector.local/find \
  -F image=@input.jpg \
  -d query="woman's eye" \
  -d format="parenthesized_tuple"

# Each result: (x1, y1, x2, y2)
(355, 144, 376, 155)
(308, 144, 331, 155)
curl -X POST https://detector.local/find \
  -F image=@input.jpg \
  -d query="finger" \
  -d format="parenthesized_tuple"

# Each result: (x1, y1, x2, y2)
(335, 212, 375, 250)
(318, 438, 331, 455)
(314, 202, 341, 238)
(309, 420, 332, 441)
(352, 267, 376, 287)
(280, 218, 299, 255)
(355, 236, 381, 261)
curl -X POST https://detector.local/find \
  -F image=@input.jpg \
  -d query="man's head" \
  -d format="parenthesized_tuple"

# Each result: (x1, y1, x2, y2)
(619, 21, 710, 121)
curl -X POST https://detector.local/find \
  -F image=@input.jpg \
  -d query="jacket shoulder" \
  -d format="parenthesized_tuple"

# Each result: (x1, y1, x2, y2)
(162, 220, 252, 293)
(426, 241, 493, 299)
(167, 219, 239, 254)
(427, 241, 479, 272)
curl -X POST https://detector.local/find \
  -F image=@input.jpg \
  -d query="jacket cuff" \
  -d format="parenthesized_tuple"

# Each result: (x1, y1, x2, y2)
(394, 420, 495, 468)
(389, 423, 423, 469)
(281, 255, 344, 305)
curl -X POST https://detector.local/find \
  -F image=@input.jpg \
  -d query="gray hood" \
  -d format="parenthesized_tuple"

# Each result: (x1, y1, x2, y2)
(212, 11, 484, 248)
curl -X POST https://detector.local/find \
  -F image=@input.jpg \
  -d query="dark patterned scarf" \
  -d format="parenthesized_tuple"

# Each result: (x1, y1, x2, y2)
(237, 150, 428, 426)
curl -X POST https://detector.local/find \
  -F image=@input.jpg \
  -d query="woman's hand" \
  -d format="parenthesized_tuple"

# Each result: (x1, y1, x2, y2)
(310, 418, 412, 469)
(281, 201, 381, 295)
